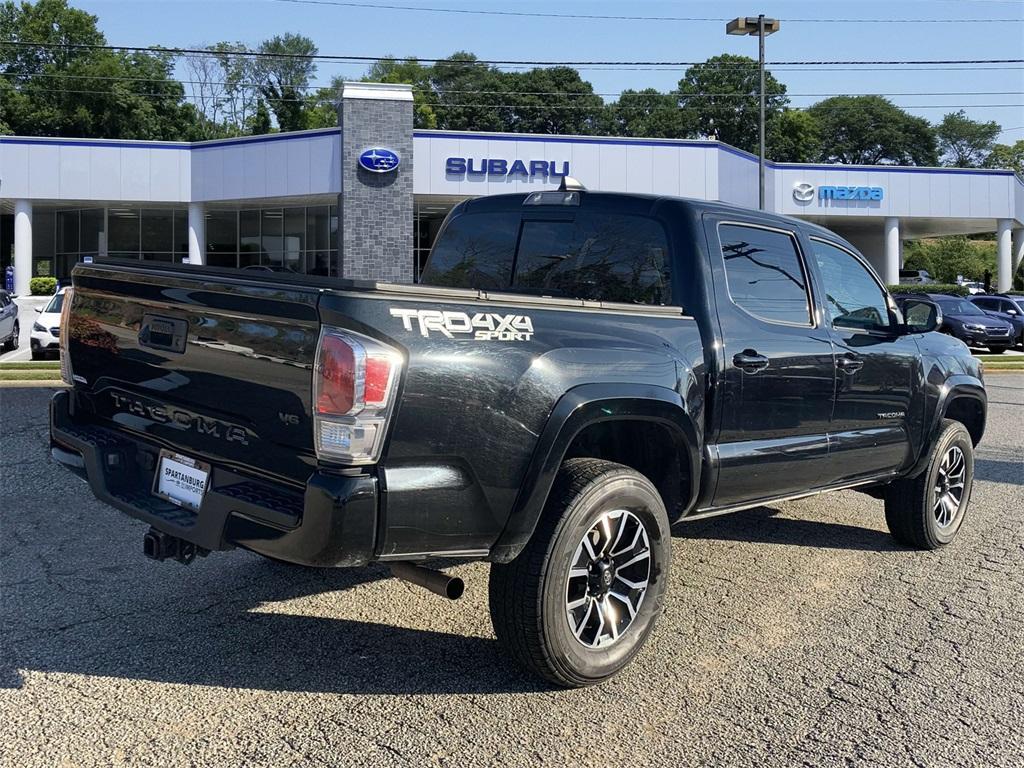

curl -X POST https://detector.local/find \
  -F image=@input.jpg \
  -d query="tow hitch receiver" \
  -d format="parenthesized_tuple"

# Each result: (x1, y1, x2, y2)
(143, 528, 208, 565)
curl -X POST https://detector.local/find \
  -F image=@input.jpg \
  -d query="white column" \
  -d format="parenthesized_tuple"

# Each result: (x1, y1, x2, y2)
(884, 217, 900, 286)
(187, 203, 205, 266)
(996, 219, 1013, 293)
(13, 200, 32, 296)
(1012, 228, 1024, 278)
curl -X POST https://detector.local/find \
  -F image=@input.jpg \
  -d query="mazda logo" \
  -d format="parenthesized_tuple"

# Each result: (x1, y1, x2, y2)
(792, 182, 815, 202)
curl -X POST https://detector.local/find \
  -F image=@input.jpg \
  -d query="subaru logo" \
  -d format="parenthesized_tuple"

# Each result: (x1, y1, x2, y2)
(358, 147, 400, 173)
(793, 182, 814, 202)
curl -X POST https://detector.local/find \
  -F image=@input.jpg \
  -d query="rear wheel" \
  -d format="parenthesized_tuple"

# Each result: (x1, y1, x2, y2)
(2, 322, 18, 352)
(489, 459, 671, 687)
(884, 419, 974, 549)
(988, 346, 1007, 354)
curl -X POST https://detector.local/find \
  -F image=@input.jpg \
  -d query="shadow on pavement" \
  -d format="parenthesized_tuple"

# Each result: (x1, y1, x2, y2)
(2, 552, 546, 696)
(673, 505, 900, 551)
(974, 458, 1023, 486)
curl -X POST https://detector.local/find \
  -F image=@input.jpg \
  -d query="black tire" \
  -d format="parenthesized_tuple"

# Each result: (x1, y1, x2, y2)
(30, 348, 46, 361)
(2, 323, 17, 352)
(988, 346, 1007, 354)
(884, 419, 974, 550)
(489, 458, 671, 687)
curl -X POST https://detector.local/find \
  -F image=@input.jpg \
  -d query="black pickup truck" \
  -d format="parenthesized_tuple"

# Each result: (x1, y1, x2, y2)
(50, 188, 986, 687)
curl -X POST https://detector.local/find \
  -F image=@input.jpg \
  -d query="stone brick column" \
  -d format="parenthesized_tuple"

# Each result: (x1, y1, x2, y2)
(338, 82, 414, 283)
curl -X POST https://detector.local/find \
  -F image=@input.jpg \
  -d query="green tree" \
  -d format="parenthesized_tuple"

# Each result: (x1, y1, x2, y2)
(248, 98, 272, 135)
(1, 0, 200, 140)
(505, 67, 605, 135)
(676, 54, 788, 153)
(808, 96, 938, 165)
(984, 140, 1024, 176)
(903, 237, 996, 283)
(364, 57, 437, 128)
(255, 32, 317, 132)
(767, 109, 821, 163)
(935, 110, 1000, 167)
(609, 88, 684, 138)
(430, 52, 511, 132)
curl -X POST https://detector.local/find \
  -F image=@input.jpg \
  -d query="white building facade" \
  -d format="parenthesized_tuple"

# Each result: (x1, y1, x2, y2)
(2, 83, 1023, 294)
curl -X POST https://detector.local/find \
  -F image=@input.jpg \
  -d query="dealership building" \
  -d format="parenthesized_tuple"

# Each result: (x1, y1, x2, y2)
(2, 82, 1023, 294)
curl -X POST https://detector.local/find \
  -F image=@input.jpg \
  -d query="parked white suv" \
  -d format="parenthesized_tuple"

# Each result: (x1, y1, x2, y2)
(30, 288, 67, 360)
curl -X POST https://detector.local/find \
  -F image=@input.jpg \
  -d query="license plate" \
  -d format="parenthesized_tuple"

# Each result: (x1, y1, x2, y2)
(153, 450, 210, 511)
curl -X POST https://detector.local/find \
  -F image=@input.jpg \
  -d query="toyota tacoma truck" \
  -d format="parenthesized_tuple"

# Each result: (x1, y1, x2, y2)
(50, 186, 986, 687)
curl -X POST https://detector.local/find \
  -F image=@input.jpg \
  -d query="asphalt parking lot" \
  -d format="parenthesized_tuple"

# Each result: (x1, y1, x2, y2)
(2, 380, 1022, 767)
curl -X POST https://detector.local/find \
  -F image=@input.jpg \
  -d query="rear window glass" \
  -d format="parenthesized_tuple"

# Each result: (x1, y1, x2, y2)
(513, 214, 670, 305)
(421, 210, 672, 305)
(419, 212, 519, 290)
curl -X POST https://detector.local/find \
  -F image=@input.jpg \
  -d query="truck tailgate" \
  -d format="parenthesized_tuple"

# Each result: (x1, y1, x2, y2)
(66, 263, 321, 486)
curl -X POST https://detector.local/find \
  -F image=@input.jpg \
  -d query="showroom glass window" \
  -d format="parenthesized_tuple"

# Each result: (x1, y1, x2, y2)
(811, 239, 892, 331)
(719, 223, 811, 325)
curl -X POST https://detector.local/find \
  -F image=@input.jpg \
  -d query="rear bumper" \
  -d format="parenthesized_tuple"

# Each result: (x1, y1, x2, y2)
(49, 389, 378, 567)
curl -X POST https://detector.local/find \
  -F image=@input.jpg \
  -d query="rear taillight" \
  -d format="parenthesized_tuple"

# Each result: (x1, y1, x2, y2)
(59, 288, 74, 386)
(313, 326, 402, 464)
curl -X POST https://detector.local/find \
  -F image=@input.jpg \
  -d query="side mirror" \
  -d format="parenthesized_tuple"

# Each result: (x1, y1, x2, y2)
(35, 307, 43, 313)
(901, 298, 942, 334)
(1007, 308, 1018, 316)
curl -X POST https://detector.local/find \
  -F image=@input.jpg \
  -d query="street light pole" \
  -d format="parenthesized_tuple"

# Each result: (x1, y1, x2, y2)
(726, 15, 780, 211)
(758, 14, 765, 211)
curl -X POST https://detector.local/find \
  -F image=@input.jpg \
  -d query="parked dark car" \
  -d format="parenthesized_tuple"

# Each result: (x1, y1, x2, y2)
(969, 294, 1024, 348)
(0, 289, 19, 352)
(897, 293, 1014, 353)
(51, 190, 987, 687)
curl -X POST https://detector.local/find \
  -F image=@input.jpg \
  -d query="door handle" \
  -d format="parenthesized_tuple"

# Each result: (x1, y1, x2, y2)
(836, 354, 864, 374)
(733, 350, 769, 373)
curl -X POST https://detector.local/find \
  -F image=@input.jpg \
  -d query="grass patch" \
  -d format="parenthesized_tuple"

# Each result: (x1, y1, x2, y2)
(0, 370, 63, 381)
(0, 361, 60, 370)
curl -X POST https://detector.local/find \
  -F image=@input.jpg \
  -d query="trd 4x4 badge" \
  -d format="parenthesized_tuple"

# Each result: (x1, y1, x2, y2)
(390, 308, 534, 341)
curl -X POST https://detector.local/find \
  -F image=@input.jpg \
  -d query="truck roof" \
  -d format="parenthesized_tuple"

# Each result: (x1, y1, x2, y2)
(457, 190, 852, 246)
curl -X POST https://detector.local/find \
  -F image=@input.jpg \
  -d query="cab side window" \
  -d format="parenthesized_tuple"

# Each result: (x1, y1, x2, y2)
(719, 223, 811, 325)
(811, 239, 892, 332)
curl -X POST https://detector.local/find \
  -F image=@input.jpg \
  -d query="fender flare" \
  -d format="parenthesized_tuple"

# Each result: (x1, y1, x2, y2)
(489, 382, 701, 563)
(906, 375, 986, 478)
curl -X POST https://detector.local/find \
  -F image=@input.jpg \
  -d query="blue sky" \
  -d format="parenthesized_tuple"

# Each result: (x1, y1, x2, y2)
(75, 0, 1024, 141)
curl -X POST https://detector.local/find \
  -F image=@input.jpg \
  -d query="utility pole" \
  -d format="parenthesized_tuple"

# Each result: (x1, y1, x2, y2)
(726, 15, 780, 211)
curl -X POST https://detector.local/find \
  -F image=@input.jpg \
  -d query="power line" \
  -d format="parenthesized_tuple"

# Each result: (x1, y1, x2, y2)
(2, 71, 1019, 100)
(2, 40, 1022, 68)
(269, 0, 1024, 24)
(8, 84, 1023, 111)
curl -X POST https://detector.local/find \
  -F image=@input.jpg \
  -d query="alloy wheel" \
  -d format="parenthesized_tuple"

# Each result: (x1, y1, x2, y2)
(933, 445, 966, 529)
(565, 508, 651, 648)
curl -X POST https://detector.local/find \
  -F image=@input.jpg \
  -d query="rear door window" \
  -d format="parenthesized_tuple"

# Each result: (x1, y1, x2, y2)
(512, 213, 671, 305)
(719, 223, 811, 325)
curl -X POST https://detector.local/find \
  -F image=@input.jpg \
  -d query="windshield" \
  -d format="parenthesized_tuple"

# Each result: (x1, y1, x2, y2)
(44, 292, 65, 314)
(937, 298, 985, 316)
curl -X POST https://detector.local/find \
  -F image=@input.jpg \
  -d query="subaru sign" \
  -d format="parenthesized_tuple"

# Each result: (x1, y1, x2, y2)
(358, 147, 400, 173)
(793, 182, 884, 202)
(446, 157, 570, 179)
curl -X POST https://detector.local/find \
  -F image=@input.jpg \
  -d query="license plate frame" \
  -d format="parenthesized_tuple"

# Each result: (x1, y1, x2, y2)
(152, 450, 211, 511)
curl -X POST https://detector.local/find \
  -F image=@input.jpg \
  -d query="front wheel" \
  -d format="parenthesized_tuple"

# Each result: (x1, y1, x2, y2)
(988, 346, 1007, 354)
(884, 419, 974, 549)
(489, 459, 671, 687)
